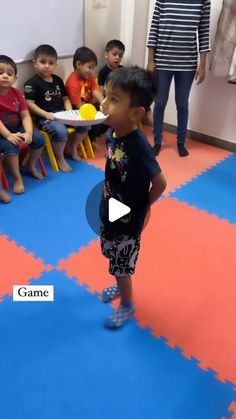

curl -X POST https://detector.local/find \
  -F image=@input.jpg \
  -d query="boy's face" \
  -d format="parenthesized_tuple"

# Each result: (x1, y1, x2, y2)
(0, 63, 16, 90)
(75, 61, 96, 79)
(34, 54, 57, 79)
(101, 82, 144, 129)
(105, 48, 124, 70)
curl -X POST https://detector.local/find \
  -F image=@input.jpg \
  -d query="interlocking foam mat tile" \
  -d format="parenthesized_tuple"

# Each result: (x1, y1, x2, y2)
(0, 270, 235, 419)
(0, 161, 103, 265)
(0, 234, 51, 300)
(58, 197, 236, 385)
(170, 153, 236, 223)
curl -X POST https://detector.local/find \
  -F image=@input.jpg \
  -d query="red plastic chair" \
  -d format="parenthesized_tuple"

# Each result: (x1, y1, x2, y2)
(0, 143, 46, 191)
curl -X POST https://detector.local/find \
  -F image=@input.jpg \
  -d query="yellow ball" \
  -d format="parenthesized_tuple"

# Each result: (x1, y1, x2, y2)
(79, 104, 97, 120)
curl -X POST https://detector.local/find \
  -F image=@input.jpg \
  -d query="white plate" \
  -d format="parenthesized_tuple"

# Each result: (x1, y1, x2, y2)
(53, 110, 108, 126)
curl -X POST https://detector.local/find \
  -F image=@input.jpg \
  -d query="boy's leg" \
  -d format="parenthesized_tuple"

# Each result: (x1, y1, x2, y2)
(104, 275, 134, 329)
(53, 141, 72, 171)
(0, 137, 24, 194)
(27, 129, 45, 179)
(38, 119, 72, 172)
(66, 126, 90, 161)
(116, 275, 132, 306)
(0, 187, 11, 203)
(101, 234, 141, 329)
(7, 155, 24, 194)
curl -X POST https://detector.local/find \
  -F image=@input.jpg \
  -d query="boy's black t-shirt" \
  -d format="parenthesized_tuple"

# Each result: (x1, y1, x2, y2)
(100, 129, 161, 238)
(24, 74, 66, 113)
(97, 65, 122, 86)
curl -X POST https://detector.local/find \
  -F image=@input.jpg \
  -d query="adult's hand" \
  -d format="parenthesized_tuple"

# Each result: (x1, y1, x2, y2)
(195, 65, 206, 84)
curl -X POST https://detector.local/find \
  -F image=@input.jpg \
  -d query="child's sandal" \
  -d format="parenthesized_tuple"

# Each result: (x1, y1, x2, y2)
(101, 284, 120, 303)
(104, 304, 134, 329)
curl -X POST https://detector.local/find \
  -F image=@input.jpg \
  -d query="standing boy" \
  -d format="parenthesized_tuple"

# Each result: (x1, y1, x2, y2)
(100, 66, 166, 329)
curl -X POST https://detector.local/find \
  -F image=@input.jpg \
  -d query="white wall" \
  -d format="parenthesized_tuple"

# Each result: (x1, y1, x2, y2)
(147, 0, 236, 144)
(84, 0, 122, 72)
(131, 0, 150, 66)
(84, 0, 149, 68)
(13, 0, 236, 144)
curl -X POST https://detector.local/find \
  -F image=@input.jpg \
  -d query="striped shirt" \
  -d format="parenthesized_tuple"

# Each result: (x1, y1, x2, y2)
(147, 0, 211, 71)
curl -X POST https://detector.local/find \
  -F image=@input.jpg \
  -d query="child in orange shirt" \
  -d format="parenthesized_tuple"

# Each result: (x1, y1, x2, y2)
(65, 47, 103, 151)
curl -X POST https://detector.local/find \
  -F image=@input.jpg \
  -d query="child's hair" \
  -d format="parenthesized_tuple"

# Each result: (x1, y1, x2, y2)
(0, 55, 17, 75)
(73, 47, 98, 69)
(105, 40, 125, 53)
(106, 66, 157, 112)
(34, 44, 57, 60)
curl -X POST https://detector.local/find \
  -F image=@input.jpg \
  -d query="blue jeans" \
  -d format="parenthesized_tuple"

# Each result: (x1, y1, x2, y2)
(153, 70, 195, 145)
(37, 119, 90, 143)
(0, 126, 45, 156)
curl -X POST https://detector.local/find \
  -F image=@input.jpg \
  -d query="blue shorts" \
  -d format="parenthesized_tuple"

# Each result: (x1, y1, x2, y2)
(37, 119, 90, 143)
(0, 127, 45, 156)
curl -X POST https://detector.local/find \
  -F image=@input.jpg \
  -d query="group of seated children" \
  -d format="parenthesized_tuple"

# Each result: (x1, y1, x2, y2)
(0, 40, 126, 204)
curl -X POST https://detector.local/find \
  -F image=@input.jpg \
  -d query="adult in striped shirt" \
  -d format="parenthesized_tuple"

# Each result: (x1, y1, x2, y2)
(147, 0, 211, 156)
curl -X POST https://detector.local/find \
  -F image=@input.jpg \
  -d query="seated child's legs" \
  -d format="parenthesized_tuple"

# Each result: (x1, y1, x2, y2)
(66, 125, 90, 161)
(37, 119, 71, 172)
(27, 129, 45, 179)
(0, 137, 24, 194)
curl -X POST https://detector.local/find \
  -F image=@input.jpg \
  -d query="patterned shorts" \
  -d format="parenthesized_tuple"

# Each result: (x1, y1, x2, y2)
(100, 229, 141, 277)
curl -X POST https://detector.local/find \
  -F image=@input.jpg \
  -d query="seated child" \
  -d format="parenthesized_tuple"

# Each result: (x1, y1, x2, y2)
(98, 39, 125, 95)
(99, 66, 166, 329)
(0, 55, 45, 195)
(24, 44, 87, 170)
(98, 40, 153, 128)
(65, 47, 104, 151)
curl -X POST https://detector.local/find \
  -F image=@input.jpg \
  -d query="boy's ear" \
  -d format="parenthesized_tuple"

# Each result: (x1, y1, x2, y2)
(75, 60, 81, 68)
(130, 106, 145, 123)
(105, 52, 109, 60)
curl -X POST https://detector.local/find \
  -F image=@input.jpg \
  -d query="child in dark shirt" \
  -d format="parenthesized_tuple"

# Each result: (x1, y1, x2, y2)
(24, 45, 88, 171)
(98, 39, 125, 95)
(100, 66, 166, 329)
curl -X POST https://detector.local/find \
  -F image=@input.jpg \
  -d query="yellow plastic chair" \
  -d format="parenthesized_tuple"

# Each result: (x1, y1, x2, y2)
(39, 127, 94, 172)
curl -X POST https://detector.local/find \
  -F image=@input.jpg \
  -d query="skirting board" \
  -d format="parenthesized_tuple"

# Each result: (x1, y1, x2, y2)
(164, 123, 236, 152)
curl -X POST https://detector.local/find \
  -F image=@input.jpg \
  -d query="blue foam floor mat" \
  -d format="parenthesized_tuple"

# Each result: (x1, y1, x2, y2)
(0, 161, 103, 264)
(0, 270, 235, 419)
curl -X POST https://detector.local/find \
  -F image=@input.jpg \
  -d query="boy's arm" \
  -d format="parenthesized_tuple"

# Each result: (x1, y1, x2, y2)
(63, 96, 73, 111)
(20, 110, 33, 143)
(92, 88, 104, 104)
(149, 172, 166, 205)
(99, 85, 105, 96)
(26, 100, 55, 120)
(0, 121, 24, 145)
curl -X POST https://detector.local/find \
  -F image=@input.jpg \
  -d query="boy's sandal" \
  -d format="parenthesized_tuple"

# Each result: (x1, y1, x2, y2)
(104, 304, 134, 329)
(102, 284, 120, 303)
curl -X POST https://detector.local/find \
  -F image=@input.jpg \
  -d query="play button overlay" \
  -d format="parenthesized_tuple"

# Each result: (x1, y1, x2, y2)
(85, 181, 150, 236)
(108, 198, 130, 222)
